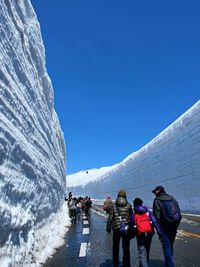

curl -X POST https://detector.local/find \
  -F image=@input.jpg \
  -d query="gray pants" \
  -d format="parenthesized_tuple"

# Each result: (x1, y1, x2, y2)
(137, 232, 153, 267)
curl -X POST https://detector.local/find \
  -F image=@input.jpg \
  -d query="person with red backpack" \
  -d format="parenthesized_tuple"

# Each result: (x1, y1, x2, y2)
(131, 198, 162, 267)
(152, 186, 182, 267)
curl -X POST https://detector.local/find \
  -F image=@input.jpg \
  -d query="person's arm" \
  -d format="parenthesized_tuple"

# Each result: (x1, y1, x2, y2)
(129, 204, 133, 216)
(153, 199, 162, 222)
(106, 205, 114, 233)
(149, 210, 162, 235)
(130, 212, 135, 225)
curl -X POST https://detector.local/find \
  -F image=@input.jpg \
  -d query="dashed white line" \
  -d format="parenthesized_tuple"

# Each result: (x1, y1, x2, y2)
(83, 220, 89, 225)
(82, 228, 90, 235)
(79, 242, 87, 257)
(91, 208, 107, 218)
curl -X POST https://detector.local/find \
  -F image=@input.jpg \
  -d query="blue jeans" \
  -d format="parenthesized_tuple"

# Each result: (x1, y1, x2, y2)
(160, 233, 174, 267)
(160, 224, 178, 267)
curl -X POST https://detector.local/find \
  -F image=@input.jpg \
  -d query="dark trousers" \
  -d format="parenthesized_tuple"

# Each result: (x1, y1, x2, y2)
(69, 209, 77, 222)
(160, 223, 179, 267)
(113, 229, 131, 267)
(137, 232, 153, 267)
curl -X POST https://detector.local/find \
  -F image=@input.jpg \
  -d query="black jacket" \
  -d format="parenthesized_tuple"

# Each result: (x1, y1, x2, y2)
(153, 192, 181, 225)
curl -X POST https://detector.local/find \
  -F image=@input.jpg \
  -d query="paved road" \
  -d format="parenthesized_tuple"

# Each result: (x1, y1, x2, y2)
(43, 206, 200, 267)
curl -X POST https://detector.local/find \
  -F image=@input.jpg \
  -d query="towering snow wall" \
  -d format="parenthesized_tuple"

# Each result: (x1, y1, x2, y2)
(0, 0, 66, 265)
(68, 101, 200, 212)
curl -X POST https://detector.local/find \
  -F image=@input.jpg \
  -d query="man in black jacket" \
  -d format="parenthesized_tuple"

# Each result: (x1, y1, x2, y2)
(152, 186, 181, 267)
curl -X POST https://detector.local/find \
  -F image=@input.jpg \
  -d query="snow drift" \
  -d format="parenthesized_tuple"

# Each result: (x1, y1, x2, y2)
(0, 1, 67, 266)
(67, 101, 200, 213)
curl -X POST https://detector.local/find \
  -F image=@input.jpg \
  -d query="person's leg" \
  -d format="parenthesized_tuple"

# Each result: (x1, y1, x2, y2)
(122, 234, 131, 267)
(165, 224, 178, 256)
(146, 232, 153, 263)
(74, 209, 77, 222)
(113, 229, 121, 265)
(160, 233, 174, 267)
(69, 209, 72, 218)
(137, 235, 148, 267)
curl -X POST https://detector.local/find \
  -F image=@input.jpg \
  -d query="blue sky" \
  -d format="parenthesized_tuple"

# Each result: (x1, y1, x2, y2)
(31, 0, 200, 174)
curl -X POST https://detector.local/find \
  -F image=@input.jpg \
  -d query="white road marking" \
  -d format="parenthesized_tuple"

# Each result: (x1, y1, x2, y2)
(91, 209, 107, 218)
(83, 220, 89, 225)
(79, 242, 87, 257)
(82, 216, 87, 220)
(181, 218, 199, 226)
(182, 213, 200, 218)
(82, 228, 90, 235)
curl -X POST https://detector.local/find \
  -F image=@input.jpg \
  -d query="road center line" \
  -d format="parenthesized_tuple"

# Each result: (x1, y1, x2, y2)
(82, 228, 90, 235)
(182, 230, 200, 239)
(79, 242, 87, 257)
(83, 220, 89, 225)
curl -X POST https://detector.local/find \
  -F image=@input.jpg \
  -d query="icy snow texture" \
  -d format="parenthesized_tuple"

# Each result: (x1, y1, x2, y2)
(0, 0, 66, 266)
(67, 101, 200, 212)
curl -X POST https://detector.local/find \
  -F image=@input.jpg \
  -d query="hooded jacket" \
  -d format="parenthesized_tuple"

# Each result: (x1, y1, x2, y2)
(103, 198, 113, 212)
(132, 204, 162, 235)
(153, 192, 180, 224)
(106, 196, 133, 232)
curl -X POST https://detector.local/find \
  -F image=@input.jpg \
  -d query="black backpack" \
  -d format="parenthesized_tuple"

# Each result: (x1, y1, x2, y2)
(161, 198, 182, 223)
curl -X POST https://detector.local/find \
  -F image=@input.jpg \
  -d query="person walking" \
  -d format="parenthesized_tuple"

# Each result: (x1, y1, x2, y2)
(81, 198, 87, 214)
(132, 198, 162, 267)
(68, 197, 77, 223)
(86, 197, 92, 214)
(152, 186, 182, 267)
(76, 200, 82, 220)
(106, 189, 133, 267)
(103, 195, 113, 214)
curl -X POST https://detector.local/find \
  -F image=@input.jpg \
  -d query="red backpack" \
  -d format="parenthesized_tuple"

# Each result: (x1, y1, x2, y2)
(134, 212, 154, 235)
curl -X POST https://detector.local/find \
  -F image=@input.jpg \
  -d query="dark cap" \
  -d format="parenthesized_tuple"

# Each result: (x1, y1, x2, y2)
(152, 186, 165, 194)
(133, 198, 143, 207)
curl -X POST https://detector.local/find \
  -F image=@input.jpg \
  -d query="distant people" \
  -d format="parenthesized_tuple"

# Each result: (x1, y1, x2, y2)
(68, 197, 77, 222)
(132, 198, 162, 267)
(77, 200, 82, 219)
(65, 192, 73, 203)
(81, 198, 87, 214)
(152, 186, 182, 267)
(106, 189, 133, 267)
(103, 195, 113, 214)
(86, 197, 92, 214)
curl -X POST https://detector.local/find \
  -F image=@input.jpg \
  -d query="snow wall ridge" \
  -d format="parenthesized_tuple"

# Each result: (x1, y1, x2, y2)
(68, 100, 200, 212)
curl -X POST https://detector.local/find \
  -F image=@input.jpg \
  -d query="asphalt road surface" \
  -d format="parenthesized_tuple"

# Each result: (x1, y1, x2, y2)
(43, 206, 200, 267)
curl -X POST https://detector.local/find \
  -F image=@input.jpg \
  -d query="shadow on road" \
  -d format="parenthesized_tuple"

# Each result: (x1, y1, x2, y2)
(99, 259, 115, 266)
(99, 258, 164, 267)
(149, 259, 165, 266)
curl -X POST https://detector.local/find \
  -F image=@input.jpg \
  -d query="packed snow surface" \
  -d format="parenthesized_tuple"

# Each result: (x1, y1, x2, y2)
(67, 101, 200, 212)
(67, 166, 116, 187)
(0, 0, 68, 266)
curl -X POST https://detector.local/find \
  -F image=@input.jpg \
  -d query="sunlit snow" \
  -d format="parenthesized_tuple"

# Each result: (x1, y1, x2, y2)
(0, 1, 68, 266)
(67, 101, 200, 213)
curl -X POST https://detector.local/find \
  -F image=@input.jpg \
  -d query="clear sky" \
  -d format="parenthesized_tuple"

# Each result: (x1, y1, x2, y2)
(31, 0, 200, 174)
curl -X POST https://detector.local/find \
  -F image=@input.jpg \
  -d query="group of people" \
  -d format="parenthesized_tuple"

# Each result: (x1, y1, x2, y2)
(65, 192, 92, 222)
(105, 186, 182, 267)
